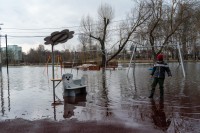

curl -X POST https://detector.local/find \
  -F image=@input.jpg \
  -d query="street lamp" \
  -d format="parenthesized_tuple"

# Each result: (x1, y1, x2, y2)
(0, 23, 4, 72)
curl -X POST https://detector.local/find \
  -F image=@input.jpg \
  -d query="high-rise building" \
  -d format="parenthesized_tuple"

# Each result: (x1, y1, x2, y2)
(1, 45, 22, 61)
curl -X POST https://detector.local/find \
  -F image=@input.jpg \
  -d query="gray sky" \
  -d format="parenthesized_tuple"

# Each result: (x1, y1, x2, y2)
(0, 0, 134, 53)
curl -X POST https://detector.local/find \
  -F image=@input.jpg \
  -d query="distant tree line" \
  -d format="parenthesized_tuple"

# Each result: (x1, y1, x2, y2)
(23, 45, 74, 64)
(1, 44, 73, 65)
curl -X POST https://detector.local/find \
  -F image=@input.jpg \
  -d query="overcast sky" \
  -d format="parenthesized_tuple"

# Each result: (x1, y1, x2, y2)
(0, 0, 134, 53)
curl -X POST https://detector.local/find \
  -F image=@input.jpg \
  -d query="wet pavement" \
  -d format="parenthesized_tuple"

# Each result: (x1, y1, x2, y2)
(0, 63, 200, 132)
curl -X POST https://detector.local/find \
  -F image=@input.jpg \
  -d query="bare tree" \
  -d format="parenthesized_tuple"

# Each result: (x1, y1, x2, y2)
(107, 1, 152, 62)
(137, 0, 198, 60)
(177, 0, 200, 60)
(80, 3, 114, 67)
(36, 44, 46, 63)
(193, 5, 200, 60)
(78, 33, 89, 51)
(80, 2, 151, 65)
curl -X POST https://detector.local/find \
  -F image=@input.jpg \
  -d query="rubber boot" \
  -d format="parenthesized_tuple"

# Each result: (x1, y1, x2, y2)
(159, 94, 163, 99)
(148, 93, 154, 98)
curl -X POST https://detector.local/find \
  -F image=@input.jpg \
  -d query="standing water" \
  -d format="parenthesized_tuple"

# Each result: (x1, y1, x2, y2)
(0, 63, 200, 132)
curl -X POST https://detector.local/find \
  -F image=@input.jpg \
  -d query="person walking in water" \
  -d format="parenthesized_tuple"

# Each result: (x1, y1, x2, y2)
(149, 54, 172, 99)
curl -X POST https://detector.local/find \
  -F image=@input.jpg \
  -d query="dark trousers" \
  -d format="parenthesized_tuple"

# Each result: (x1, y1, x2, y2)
(151, 78, 164, 97)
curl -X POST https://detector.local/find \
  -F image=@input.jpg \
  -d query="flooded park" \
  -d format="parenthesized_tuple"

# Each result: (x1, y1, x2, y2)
(0, 62, 200, 133)
(1, 0, 200, 132)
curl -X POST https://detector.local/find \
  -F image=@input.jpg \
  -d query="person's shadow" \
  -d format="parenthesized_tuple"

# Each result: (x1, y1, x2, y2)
(150, 99, 171, 131)
(63, 94, 87, 118)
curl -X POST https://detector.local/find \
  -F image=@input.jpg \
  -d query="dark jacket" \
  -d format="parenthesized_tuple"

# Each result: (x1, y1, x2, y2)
(151, 61, 172, 79)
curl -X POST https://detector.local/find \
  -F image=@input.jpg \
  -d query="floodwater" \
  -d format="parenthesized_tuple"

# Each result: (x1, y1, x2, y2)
(0, 63, 200, 132)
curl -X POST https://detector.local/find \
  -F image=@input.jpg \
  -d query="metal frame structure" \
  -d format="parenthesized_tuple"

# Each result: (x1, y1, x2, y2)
(127, 44, 186, 77)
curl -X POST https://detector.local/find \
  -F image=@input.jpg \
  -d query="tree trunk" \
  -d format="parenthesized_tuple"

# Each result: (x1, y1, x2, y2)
(101, 52, 106, 67)
(153, 52, 157, 62)
(101, 42, 106, 67)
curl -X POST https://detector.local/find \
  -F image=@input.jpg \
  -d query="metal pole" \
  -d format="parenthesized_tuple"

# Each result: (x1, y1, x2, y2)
(0, 27, 2, 72)
(127, 45, 136, 76)
(177, 43, 186, 77)
(71, 51, 76, 73)
(5, 35, 8, 74)
(52, 44, 55, 103)
(0, 23, 4, 72)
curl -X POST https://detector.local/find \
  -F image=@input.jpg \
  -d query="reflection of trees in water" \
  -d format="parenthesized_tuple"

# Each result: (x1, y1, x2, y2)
(165, 76, 199, 132)
(85, 72, 96, 94)
(84, 69, 113, 119)
(166, 96, 200, 133)
(105, 93, 197, 132)
(121, 101, 150, 122)
(150, 98, 198, 132)
(68, 65, 199, 132)
(168, 109, 195, 133)
(101, 69, 112, 118)
(150, 99, 198, 132)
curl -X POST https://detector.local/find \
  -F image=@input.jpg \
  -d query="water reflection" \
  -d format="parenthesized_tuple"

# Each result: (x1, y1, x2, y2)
(102, 69, 112, 118)
(0, 63, 200, 132)
(150, 99, 171, 131)
(0, 72, 5, 116)
(127, 71, 137, 91)
(0, 73, 11, 116)
(127, 70, 137, 99)
(52, 95, 63, 120)
(7, 75, 11, 111)
(63, 94, 87, 118)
